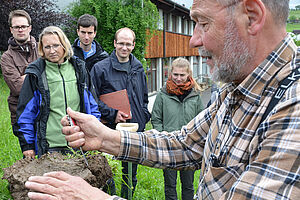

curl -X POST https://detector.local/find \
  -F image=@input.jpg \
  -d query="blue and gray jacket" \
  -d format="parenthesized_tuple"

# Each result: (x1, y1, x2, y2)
(14, 57, 101, 156)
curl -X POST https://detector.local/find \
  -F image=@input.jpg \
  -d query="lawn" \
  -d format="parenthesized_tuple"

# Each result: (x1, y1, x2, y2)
(286, 23, 300, 33)
(0, 76, 200, 199)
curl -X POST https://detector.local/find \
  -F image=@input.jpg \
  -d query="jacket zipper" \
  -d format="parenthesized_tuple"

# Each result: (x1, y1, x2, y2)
(58, 64, 68, 113)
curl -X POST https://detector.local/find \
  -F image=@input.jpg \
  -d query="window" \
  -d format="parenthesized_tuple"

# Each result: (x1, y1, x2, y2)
(181, 18, 185, 34)
(147, 59, 158, 93)
(172, 15, 177, 32)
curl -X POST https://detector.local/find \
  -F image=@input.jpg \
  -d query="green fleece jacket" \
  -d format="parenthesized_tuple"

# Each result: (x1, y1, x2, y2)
(45, 60, 80, 148)
(151, 86, 204, 132)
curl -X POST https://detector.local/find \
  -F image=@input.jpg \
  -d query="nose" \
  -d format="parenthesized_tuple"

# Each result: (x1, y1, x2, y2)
(189, 24, 203, 48)
(84, 33, 89, 39)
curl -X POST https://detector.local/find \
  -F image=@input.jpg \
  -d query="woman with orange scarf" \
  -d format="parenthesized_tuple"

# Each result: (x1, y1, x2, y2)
(151, 58, 204, 200)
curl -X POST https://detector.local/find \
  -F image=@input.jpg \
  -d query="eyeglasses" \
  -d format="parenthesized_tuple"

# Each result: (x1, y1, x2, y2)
(43, 44, 62, 51)
(11, 25, 30, 31)
(116, 42, 134, 48)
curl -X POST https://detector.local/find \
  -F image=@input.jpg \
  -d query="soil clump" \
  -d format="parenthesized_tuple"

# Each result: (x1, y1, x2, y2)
(2, 152, 113, 200)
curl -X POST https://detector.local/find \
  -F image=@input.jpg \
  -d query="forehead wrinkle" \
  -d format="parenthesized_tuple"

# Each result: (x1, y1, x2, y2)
(190, 0, 225, 21)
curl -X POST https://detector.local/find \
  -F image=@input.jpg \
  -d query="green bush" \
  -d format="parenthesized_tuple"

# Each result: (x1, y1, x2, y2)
(66, 0, 160, 70)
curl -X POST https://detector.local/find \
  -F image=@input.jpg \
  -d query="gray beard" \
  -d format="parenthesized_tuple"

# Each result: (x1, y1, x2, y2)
(211, 20, 252, 83)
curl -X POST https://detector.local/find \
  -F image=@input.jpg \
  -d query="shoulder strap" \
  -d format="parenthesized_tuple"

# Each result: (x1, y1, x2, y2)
(260, 67, 300, 123)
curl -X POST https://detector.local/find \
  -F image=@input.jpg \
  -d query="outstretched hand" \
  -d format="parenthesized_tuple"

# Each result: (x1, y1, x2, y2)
(61, 107, 121, 155)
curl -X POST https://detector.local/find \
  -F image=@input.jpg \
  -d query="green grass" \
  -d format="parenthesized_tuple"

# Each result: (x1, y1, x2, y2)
(0, 76, 23, 199)
(289, 9, 300, 20)
(286, 23, 300, 33)
(0, 76, 200, 199)
(287, 10, 300, 33)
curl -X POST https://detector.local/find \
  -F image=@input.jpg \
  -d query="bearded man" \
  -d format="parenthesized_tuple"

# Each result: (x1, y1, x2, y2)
(25, 0, 299, 199)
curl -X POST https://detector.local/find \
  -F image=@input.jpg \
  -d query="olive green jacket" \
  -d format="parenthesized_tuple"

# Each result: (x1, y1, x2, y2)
(151, 86, 204, 132)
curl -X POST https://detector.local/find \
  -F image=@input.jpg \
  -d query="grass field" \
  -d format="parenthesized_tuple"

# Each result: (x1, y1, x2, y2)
(287, 10, 300, 32)
(286, 23, 300, 33)
(0, 76, 200, 199)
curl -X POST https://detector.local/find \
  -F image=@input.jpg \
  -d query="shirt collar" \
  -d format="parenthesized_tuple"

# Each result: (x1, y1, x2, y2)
(77, 40, 96, 59)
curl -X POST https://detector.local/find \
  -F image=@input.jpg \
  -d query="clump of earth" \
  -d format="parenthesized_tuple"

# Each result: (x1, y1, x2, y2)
(2, 152, 113, 200)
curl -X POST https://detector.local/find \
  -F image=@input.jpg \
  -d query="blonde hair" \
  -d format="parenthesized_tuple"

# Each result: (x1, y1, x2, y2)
(170, 57, 202, 91)
(38, 26, 73, 59)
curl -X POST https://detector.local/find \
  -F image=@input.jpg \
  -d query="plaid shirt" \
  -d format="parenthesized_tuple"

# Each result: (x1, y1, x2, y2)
(114, 35, 300, 200)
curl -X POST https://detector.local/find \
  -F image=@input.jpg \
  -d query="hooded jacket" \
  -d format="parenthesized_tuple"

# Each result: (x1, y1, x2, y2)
(14, 57, 101, 156)
(72, 38, 109, 72)
(0, 36, 38, 125)
(90, 50, 151, 131)
(151, 86, 204, 132)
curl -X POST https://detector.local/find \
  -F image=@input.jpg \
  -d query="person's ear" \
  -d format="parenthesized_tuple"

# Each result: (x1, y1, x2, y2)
(243, 0, 266, 35)
(28, 25, 32, 33)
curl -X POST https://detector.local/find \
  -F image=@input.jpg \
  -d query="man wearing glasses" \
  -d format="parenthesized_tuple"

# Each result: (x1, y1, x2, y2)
(1, 10, 38, 135)
(90, 27, 151, 199)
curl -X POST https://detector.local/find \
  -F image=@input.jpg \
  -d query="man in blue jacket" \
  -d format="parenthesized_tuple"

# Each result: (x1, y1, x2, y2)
(90, 27, 151, 199)
(72, 14, 108, 72)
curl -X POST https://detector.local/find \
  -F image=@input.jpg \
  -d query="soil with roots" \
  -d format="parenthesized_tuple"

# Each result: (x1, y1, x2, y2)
(2, 152, 113, 200)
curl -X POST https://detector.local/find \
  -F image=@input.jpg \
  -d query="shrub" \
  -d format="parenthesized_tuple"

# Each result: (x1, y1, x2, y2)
(66, 0, 159, 69)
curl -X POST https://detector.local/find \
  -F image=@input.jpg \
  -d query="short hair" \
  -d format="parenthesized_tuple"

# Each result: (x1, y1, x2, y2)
(8, 10, 31, 27)
(38, 26, 73, 60)
(114, 27, 136, 42)
(77, 14, 98, 32)
(217, 0, 289, 25)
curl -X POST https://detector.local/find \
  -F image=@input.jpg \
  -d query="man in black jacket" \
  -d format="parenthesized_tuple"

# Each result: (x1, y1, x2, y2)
(72, 14, 108, 72)
(90, 27, 151, 199)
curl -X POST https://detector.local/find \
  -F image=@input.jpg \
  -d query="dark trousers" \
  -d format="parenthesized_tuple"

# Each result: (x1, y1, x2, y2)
(163, 169, 195, 200)
(121, 161, 138, 199)
(103, 178, 117, 195)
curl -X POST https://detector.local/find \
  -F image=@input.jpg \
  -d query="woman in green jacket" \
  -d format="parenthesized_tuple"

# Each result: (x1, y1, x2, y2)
(151, 57, 204, 200)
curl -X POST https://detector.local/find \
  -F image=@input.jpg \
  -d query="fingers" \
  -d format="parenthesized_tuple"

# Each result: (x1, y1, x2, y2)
(65, 133, 85, 148)
(28, 192, 56, 200)
(23, 150, 35, 159)
(43, 171, 71, 181)
(26, 176, 60, 200)
(61, 115, 69, 127)
(61, 125, 80, 136)
(120, 111, 128, 118)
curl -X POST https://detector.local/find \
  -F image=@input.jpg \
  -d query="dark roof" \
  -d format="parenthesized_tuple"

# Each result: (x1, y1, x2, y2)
(150, 0, 191, 20)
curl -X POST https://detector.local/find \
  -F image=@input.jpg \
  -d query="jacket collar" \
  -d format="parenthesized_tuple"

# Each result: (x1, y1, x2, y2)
(8, 36, 37, 52)
(110, 50, 142, 72)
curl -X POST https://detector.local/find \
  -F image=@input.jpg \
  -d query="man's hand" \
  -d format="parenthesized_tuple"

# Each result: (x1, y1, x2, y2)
(23, 150, 35, 159)
(115, 110, 128, 123)
(25, 171, 111, 200)
(61, 107, 121, 155)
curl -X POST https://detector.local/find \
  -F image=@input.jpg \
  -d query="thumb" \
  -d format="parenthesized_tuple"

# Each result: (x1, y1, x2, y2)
(67, 107, 85, 122)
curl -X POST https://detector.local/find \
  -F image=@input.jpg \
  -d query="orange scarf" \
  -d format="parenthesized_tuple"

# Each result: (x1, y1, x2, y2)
(166, 76, 194, 95)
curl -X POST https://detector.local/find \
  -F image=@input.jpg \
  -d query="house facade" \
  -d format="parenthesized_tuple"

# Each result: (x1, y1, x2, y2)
(146, 0, 210, 95)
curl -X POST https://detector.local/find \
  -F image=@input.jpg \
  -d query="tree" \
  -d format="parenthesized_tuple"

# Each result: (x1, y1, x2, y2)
(67, 0, 159, 68)
(296, 5, 300, 10)
(289, 15, 297, 22)
(0, 0, 75, 51)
